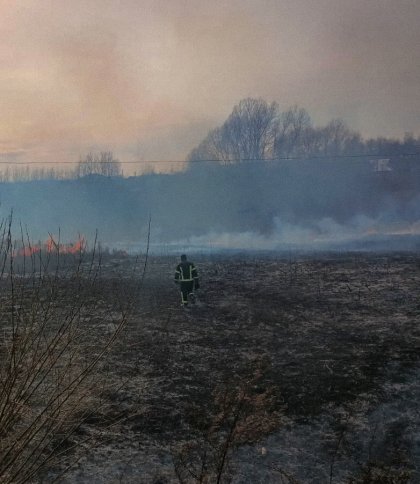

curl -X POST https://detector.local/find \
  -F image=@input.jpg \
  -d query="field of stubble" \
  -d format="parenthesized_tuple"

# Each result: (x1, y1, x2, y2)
(50, 252, 420, 483)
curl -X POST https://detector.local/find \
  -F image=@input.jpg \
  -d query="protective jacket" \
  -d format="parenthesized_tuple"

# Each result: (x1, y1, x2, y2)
(175, 261, 199, 284)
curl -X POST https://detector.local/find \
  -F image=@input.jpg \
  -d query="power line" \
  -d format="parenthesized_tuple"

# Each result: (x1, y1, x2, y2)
(0, 152, 418, 165)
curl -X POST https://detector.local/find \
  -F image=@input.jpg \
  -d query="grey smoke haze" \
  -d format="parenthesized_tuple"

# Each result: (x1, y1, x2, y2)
(173, 218, 420, 253)
(2, 157, 420, 253)
(0, 0, 419, 170)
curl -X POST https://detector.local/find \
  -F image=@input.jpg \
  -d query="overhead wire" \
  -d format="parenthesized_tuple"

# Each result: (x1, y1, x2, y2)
(0, 151, 418, 165)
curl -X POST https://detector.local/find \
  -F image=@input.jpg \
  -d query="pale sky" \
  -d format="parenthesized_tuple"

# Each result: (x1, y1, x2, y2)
(0, 0, 419, 170)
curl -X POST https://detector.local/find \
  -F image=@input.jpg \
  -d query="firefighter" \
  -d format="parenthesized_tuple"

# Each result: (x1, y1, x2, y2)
(174, 254, 199, 307)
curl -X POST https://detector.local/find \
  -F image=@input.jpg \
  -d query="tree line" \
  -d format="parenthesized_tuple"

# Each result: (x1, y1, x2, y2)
(0, 98, 419, 182)
(187, 98, 419, 162)
(0, 151, 122, 183)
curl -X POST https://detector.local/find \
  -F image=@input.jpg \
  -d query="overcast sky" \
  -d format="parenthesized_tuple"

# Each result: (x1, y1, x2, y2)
(0, 0, 419, 169)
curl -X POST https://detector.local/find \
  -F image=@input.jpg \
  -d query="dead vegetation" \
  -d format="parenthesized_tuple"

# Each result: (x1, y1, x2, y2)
(0, 218, 140, 483)
(2, 242, 420, 482)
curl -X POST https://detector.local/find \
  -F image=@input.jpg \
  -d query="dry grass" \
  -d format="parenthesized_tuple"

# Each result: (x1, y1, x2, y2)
(0, 219, 140, 483)
(42, 251, 420, 483)
(3, 243, 419, 482)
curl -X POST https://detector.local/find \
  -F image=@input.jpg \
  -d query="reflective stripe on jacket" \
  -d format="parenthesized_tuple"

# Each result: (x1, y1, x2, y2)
(175, 261, 198, 282)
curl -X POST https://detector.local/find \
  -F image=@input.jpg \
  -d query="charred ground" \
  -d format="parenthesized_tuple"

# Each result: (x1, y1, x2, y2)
(46, 252, 420, 483)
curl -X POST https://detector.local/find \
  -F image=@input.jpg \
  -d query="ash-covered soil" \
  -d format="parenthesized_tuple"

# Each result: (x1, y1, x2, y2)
(49, 252, 420, 483)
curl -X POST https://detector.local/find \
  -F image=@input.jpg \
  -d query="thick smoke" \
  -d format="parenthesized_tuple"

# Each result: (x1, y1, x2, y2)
(171, 217, 420, 253)
(1, 157, 420, 253)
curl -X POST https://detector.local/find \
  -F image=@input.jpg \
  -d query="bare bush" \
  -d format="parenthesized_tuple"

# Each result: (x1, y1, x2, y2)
(348, 461, 412, 483)
(172, 359, 284, 483)
(0, 217, 133, 483)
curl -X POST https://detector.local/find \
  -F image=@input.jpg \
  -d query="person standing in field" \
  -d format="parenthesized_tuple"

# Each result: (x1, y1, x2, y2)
(174, 254, 199, 307)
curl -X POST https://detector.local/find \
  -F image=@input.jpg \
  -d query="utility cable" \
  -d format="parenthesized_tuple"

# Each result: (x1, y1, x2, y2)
(0, 152, 419, 165)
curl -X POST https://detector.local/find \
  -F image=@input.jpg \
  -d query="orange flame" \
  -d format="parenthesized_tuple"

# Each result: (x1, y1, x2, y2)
(17, 236, 87, 257)
(62, 237, 86, 254)
(18, 245, 41, 257)
(46, 236, 57, 253)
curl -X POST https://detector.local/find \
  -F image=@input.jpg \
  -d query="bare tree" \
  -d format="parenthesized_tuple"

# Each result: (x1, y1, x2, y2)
(0, 166, 75, 182)
(310, 119, 362, 157)
(188, 98, 280, 163)
(77, 151, 122, 178)
(221, 98, 279, 161)
(274, 105, 312, 158)
(188, 127, 232, 163)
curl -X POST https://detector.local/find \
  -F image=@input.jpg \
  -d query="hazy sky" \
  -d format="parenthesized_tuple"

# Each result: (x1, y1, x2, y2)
(0, 0, 419, 170)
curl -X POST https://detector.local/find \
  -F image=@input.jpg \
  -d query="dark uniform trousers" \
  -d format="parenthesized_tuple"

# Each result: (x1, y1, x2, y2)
(180, 281, 194, 305)
(175, 261, 199, 306)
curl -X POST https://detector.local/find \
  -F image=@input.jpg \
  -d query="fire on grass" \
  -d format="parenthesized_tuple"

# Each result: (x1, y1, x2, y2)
(0, 226, 136, 484)
(15, 235, 87, 258)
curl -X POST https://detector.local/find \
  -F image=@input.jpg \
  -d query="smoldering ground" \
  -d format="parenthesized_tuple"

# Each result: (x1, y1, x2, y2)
(33, 252, 420, 483)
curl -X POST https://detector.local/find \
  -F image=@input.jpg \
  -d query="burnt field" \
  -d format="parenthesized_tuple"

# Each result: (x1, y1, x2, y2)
(3, 251, 420, 483)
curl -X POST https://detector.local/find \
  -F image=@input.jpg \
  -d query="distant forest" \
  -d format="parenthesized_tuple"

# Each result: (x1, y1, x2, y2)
(0, 98, 419, 246)
(1, 98, 419, 182)
(187, 98, 419, 163)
